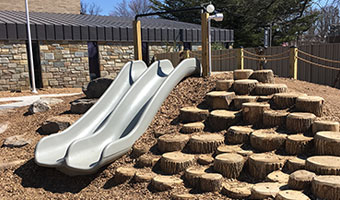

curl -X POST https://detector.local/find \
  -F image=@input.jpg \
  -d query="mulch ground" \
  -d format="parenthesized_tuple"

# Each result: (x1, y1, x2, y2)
(0, 74, 339, 199)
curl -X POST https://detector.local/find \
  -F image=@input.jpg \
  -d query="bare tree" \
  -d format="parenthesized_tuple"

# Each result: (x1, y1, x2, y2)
(80, 1, 102, 16)
(111, 0, 152, 17)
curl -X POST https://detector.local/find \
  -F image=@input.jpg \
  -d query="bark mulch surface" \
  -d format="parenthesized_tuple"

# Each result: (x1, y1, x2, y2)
(0, 74, 339, 199)
(0, 88, 82, 98)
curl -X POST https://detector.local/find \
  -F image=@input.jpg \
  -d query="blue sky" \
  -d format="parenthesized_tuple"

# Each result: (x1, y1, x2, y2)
(82, 0, 123, 16)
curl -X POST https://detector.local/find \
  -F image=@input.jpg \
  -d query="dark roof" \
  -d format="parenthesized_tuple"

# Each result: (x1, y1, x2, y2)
(0, 10, 233, 42)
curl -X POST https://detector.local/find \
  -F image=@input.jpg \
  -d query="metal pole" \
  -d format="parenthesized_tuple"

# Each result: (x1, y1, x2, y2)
(25, 0, 37, 93)
(208, 18, 212, 76)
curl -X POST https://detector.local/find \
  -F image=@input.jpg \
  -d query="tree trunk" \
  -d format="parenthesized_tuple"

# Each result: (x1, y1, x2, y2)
(312, 175, 340, 200)
(286, 112, 316, 133)
(205, 91, 235, 109)
(226, 126, 253, 144)
(315, 131, 340, 156)
(216, 79, 234, 91)
(151, 175, 183, 191)
(232, 95, 257, 110)
(199, 173, 223, 192)
(272, 92, 307, 109)
(254, 83, 287, 96)
(295, 96, 325, 117)
(276, 190, 311, 200)
(288, 169, 315, 190)
(214, 153, 245, 178)
(249, 69, 275, 83)
(233, 79, 258, 95)
(179, 106, 209, 123)
(160, 152, 195, 174)
(250, 129, 287, 152)
(188, 134, 225, 154)
(285, 134, 313, 155)
(208, 110, 241, 132)
(233, 69, 254, 80)
(305, 156, 340, 175)
(248, 153, 285, 179)
(312, 120, 339, 135)
(157, 134, 190, 153)
(180, 122, 205, 133)
(242, 102, 270, 126)
(263, 110, 289, 128)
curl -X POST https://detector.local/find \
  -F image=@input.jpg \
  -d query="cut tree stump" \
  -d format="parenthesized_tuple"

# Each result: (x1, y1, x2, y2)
(295, 96, 325, 117)
(232, 95, 257, 110)
(206, 91, 236, 109)
(214, 153, 245, 178)
(216, 80, 234, 91)
(136, 154, 160, 168)
(115, 167, 137, 183)
(216, 144, 242, 154)
(250, 182, 283, 199)
(254, 84, 288, 96)
(197, 154, 214, 165)
(233, 69, 254, 80)
(221, 181, 252, 199)
(131, 144, 149, 158)
(257, 95, 273, 102)
(134, 170, 157, 183)
(248, 153, 285, 179)
(208, 110, 241, 132)
(151, 175, 183, 191)
(188, 134, 225, 154)
(272, 92, 307, 109)
(184, 166, 207, 187)
(288, 170, 316, 190)
(157, 134, 190, 153)
(160, 152, 195, 174)
(180, 122, 205, 134)
(285, 157, 306, 173)
(171, 193, 196, 200)
(199, 173, 223, 192)
(312, 175, 340, 200)
(285, 134, 313, 155)
(275, 190, 311, 200)
(226, 126, 253, 144)
(266, 170, 290, 183)
(179, 107, 209, 123)
(315, 131, 340, 156)
(286, 113, 316, 133)
(250, 129, 287, 152)
(306, 156, 340, 175)
(233, 79, 259, 95)
(250, 69, 275, 83)
(263, 110, 289, 128)
(242, 102, 270, 126)
(312, 120, 339, 135)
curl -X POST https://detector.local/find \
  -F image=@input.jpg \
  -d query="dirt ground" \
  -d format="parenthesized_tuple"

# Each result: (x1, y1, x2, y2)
(0, 88, 82, 98)
(0, 75, 339, 199)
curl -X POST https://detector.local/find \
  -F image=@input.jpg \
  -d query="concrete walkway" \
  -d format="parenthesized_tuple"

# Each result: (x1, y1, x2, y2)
(0, 93, 81, 110)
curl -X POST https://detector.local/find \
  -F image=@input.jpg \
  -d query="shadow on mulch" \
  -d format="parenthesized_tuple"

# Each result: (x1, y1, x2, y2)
(14, 159, 98, 194)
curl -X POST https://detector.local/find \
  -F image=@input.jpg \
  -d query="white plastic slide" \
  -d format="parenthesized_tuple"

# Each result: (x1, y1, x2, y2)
(34, 60, 148, 167)
(35, 58, 201, 176)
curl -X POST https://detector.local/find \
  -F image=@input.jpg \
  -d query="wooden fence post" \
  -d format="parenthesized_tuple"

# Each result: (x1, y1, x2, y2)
(236, 48, 244, 70)
(289, 47, 298, 79)
(133, 20, 142, 60)
(201, 12, 209, 77)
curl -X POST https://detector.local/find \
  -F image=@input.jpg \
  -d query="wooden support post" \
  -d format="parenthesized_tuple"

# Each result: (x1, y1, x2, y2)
(236, 48, 244, 70)
(289, 47, 298, 79)
(133, 20, 142, 60)
(185, 50, 190, 58)
(201, 13, 209, 77)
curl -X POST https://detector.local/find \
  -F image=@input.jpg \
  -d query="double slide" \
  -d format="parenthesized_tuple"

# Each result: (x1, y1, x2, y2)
(35, 58, 201, 176)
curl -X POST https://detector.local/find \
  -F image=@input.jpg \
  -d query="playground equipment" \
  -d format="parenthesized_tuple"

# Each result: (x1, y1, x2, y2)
(35, 58, 201, 175)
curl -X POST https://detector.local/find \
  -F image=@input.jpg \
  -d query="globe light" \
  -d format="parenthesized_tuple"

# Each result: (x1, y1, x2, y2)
(206, 4, 215, 13)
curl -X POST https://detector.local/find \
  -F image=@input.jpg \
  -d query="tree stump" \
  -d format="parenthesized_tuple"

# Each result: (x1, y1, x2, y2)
(171, 193, 196, 200)
(184, 166, 207, 187)
(263, 110, 289, 128)
(250, 129, 287, 152)
(157, 134, 190, 153)
(214, 153, 245, 178)
(221, 182, 252, 199)
(179, 107, 209, 123)
(232, 95, 257, 110)
(286, 113, 316, 133)
(134, 170, 157, 183)
(248, 153, 285, 179)
(312, 120, 340, 135)
(216, 144, 242, 154)
(136, 154, 160, 168)
(233, 79, 259, 95)
(216, 79, 234, 91)
(160, 152, 195, 174)
(226, 126, 253, 144)
(285, 157, 306, 173)
(312, 175, 340, 200)
(315, 131, 340, 156)
(250, 182, 282, 199)
(306, 156, 340, 175)
(233, 69, 254, 80)
(188, 134, 225, 154)
(151, 175, 183, 191)
(180, 122, 205, 134)
(206, 91, 236, 109)
(208, 110, 241, 132)
(288, 170, 316, 190)
(115, 167, 137, 183)
(272, 92, 307, 109)
(242, 102, 270, 126)
(254, 84, 288, 96)
(199, 173, 223, 192)
(197, 154, 214, 165)
(285, 134, 313, 155)
(266, 170, 290, 183)
(131, 143, 149, 158)
(257, 95, 273, 102)
(250, 69, 275, 83)
(276, 190, 311, 200)
(295, 96, 325, 117)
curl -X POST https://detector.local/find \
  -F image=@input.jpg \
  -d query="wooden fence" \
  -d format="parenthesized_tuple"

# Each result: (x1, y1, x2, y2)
(155, 43, 340, 88)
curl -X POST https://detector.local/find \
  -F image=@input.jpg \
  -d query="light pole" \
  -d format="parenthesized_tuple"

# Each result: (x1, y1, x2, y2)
(208, 13, 224, 75)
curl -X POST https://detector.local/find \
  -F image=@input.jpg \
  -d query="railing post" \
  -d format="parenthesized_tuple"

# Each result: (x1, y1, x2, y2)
(133, 20, 142, 60)
(289, 46, 298, 79)
(237, 47, 244, 70)
(201, 12, 209, 77)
